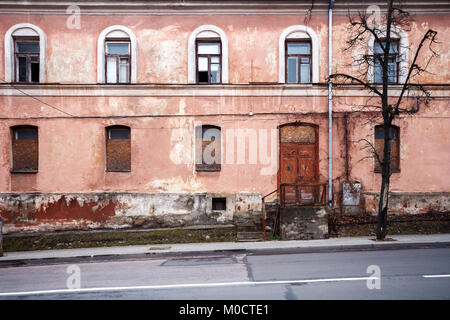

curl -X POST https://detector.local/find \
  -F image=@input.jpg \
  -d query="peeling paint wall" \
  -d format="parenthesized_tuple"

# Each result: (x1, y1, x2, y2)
(0, 3, 449, 233)
(0, 192, 261, 234)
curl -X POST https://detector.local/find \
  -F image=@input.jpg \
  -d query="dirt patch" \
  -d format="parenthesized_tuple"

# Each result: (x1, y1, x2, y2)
(329, 211, 450, 237)
(2, 227, 237, 252)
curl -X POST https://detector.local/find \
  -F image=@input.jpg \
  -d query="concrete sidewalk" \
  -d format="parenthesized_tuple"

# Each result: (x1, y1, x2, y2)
(1, 234, 449, 262)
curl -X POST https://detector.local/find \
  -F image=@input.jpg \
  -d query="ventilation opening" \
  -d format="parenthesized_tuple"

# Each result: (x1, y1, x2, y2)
(212, 197, 226, 211)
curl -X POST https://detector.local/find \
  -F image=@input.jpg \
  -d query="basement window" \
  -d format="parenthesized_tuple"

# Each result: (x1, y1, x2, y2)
(374, 125, 400, 173)
(212, 197, 226, 211)
(106, 126, 131, 172)
(11, 125, 38, 172)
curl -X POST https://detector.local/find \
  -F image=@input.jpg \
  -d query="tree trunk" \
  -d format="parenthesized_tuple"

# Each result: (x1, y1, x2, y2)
(376, 178, 389, 239)
(376, 121, 392, 240)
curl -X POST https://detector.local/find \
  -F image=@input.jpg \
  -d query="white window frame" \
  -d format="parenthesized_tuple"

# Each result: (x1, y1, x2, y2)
(368, 26, 409, 84)
(97, 25, 137, 84)
(4, 23, 46, 83)
(188, 25, 228, 84)
(279, 25, 319, 84)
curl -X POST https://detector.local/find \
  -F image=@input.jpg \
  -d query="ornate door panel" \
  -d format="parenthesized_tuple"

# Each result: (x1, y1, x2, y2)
(279, 124, 318, 205)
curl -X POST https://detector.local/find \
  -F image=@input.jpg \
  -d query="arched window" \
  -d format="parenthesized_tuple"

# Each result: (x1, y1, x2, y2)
(279, 25, 319, 83)
(10, 125, 39, 172)
(188, 25, 228, 84)
(106, 125, 131, 172)
(374, 125, 400, 172)
(368, 26, 408, 84)
(98, 26, 137, 84)
(195, 125, 221, 171)
(4, 23, 46, 83)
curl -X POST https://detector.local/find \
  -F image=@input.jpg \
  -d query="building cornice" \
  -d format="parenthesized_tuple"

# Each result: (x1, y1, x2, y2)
(0, 1, 449, 15)
(0, 83, 448, 98)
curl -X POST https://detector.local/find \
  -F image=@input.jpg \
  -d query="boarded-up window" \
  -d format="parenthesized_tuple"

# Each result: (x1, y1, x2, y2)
(106, 126, 131, 172)
(374, 125, 400, 172)
(195, 125, 221, 171)
(11, 126, 38, 172)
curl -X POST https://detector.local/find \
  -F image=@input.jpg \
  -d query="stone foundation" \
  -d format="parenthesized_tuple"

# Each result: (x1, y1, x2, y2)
(280, 206, 329, 240)
(362, 192, 450, 215)
(0, 192, 261, 234)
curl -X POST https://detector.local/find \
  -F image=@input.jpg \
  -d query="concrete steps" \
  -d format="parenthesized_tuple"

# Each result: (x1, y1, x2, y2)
(236, 223, 264, 242)
(237, 232, 264, 242)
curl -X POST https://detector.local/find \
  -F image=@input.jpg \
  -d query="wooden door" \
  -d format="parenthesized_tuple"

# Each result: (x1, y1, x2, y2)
(279, 124, 318, 205)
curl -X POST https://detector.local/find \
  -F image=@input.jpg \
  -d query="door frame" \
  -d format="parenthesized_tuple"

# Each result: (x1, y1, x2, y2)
(277, 122, 319, 193)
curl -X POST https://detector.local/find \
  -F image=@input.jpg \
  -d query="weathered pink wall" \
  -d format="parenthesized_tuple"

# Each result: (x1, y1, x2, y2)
(1, 12, 448, 84)
(0, 7, 449, 232)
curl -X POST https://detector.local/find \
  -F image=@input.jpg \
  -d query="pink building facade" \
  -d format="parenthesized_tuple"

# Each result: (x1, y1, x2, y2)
(0, 0, 449, 234)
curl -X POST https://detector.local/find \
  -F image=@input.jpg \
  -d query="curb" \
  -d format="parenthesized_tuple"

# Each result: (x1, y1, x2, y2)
(0, 240, 448, 267)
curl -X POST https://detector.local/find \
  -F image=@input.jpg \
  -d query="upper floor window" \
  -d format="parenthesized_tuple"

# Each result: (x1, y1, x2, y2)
(286, 40, 311, 83)
(98, 26, 137, 84)
(196, 40, 221, 84)
(368, 26, 408, 84)
(4, 23, 46, 83)
(279, 25, 319, 84)
(188, 25, 228, 84)
(11, 125, 38, 172)
(15, 39, 40, 83)
(105, 41, 130, 83)
(373, 39, 399, 84)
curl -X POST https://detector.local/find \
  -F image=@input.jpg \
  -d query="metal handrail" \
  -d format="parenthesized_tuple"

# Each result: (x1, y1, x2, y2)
(260, 182, 328, 239)
(261, 188, 279, 239)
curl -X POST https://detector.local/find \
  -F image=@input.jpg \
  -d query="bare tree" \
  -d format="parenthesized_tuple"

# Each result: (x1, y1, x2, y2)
(329, 0, 438, 240)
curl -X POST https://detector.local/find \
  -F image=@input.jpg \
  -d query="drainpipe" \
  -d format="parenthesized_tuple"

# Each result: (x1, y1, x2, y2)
(328, 0, 334, 207)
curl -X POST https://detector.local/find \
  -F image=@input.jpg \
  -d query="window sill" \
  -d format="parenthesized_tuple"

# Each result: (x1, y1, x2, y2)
(106, 170, 131, 173)
(374, 170, 401, 173)
(195, 165, 221, 172)
(11, 82, 41, 84)
(10, 170, 38, 174)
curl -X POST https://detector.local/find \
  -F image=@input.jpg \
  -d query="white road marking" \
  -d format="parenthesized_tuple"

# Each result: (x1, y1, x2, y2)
(0, 276, 376, 297)
(422, 274, 450, 278)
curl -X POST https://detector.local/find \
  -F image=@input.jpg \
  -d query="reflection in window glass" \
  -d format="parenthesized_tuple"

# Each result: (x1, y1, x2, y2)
(300, 64, 310, 83)
(287, 57, 298, 83)
(106, 56, 117, 83)
(211, 64, 220, 83)
(109, 128, 130, 139)
(198, 43, 220, 55)
(16, 42, 39, 54)
(198, 57, 208, 71)
(287, 43, 310, 55)
(106, 43, 130, 55)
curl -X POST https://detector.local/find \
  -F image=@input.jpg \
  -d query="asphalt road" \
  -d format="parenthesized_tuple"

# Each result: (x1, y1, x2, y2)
(0, 247, 449, 300)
